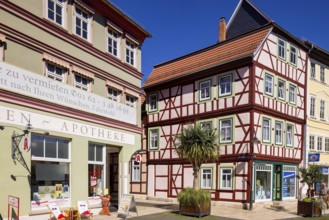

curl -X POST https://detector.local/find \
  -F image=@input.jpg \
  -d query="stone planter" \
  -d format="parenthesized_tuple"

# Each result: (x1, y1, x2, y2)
(179, 202, 211, 217)
(297, 200, 321, 217)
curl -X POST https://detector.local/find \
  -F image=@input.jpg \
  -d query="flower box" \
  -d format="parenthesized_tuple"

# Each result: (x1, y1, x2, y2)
(297, 200, 321, 217)
(179, 202, 211, 217)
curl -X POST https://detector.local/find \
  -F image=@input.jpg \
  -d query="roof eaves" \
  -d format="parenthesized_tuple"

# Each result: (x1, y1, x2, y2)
(143, 53, 254, 89)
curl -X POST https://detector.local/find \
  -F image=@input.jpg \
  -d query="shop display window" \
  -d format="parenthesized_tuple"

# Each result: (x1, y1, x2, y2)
(31, 134, 70, 209)
(282, 166, 296, 198)
(88, 144, 105, 197)
(255, 164, 272, 201)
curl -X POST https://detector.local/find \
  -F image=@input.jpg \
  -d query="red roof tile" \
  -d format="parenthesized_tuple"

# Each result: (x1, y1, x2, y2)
(144, 27, 271, 88)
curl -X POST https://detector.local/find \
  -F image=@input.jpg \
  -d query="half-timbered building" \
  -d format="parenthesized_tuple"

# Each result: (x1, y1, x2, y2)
(139, 0, 307, 206)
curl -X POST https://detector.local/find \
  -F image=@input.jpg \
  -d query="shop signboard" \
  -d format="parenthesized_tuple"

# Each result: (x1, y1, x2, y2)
(308, 153, 320, 162)
(8, 195, 19, 220)
(135, 154, 142, 163)
(0, 62, 136, 124)
(321, 167, 329, 174)
(0, 106, 135, 145)
(117, 194, 138, 219)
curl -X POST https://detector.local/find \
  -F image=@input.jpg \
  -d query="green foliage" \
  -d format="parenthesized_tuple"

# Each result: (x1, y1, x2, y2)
(176, 123, 219, 169)
(299, 164, 324, 189)
(302, 197, 322, 209)
(177, 188, 211, 208)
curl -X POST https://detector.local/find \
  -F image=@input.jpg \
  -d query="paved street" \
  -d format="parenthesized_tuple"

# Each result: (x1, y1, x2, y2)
(23, 199, 329, 220)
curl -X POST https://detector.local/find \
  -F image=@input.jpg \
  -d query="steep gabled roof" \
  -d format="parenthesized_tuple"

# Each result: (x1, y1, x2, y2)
(226, 0, 271, 40)
(143, 26, 271, 88)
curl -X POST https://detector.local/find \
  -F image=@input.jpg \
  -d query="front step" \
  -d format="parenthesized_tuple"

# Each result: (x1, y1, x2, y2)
(270, 201, 285, 210)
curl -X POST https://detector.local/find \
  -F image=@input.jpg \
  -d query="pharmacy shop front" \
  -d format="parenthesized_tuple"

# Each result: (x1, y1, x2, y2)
(0, 105, 140, 215)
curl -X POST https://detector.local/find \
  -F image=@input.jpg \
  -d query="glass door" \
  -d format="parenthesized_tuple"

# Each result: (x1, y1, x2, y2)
(273, 165, 282, 201)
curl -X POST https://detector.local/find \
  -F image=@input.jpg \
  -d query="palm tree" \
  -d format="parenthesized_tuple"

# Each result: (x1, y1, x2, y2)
(175, 122, 220, 190)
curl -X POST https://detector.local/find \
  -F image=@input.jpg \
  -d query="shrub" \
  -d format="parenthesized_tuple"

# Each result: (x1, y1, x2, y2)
(177, 188, 211, 208)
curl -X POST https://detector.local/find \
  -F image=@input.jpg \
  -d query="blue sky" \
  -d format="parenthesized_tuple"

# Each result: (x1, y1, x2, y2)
(110, 0, 329, 85)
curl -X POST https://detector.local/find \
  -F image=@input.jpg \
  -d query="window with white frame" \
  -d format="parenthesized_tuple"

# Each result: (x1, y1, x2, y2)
(290, 45, 297, 65)
(131, 161, 141, 182)
(286, 124, 294, 147)
(108, 29, 120, 57)
(88, 144, 104, 197)
(311, 63, 316, 78)
(277, 79, 286, 100)
(219, 75, 232, 97)
(74, 74, 90, 91)
(220, 168, 233, 189)
(320, 67, 325, 83)
(265, 74, 273, 96)
(219, 118, 232, 143)
(74, 6, 90, 40)
(108, 87, 120, 101)
(31, 134, 69, 159)
(126, 40, 136, 66)
(149, 129, 159, 150)
(320, 100, 325, 120)
(199, 80, 211, 101)
(275, 121, 283, 145)
(325, 138, 329, 152)
(31, 134, 70, 206)
(88, 144, 103, 162)
(200, 121, 212, 131)
(310, 97, 316, 117)
(201, 168, 212, 189)
(148, 93, 158, 112)
(125, 94, 136, 107)
(309, 135, 315, 150)
(47, 0, 65, 26)
(45, 62, 65, 82)
(262, 118, 271, 143)
(317, 136, 323, 151)
(278, 38, 286, 60)
(289, 84, 296, 104)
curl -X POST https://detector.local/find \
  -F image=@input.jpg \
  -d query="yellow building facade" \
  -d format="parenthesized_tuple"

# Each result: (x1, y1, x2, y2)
(306, 43, 329, 193)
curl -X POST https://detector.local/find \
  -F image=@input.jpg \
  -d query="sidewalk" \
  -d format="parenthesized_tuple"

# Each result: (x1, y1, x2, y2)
(21, 199, 326, 220)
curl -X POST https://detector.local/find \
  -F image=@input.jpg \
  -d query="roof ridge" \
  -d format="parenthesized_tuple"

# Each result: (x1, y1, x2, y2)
(153, 23, 273, 69)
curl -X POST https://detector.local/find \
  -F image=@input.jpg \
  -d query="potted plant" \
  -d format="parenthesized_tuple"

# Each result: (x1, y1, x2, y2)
(175, 123, 220, 217)
(297, 165, 324, 217)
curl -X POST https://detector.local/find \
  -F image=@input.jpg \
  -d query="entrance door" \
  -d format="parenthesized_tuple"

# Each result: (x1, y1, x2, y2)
(273, 165, 282, 201)
(109, 152, 119, 207)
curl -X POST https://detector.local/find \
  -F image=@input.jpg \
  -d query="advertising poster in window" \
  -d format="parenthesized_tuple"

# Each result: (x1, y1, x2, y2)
(90, 176, 97, 188)
(283, 171, 295, 197)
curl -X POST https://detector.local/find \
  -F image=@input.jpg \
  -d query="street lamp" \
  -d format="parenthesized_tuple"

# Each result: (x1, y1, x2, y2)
(249, 136, 260, 211)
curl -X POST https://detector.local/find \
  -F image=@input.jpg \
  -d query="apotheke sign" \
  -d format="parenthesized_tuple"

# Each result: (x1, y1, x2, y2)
(0, 106, 135, 145)
(0, 62, 136, 124)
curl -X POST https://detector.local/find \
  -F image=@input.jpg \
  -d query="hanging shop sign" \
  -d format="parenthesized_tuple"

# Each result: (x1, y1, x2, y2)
(135, 154, 142, 163)
(308, 153, 320, 162)
(0, 62, 136, 124)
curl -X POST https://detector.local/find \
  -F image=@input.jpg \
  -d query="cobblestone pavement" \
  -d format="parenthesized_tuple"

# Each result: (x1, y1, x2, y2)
(20, 199, 329, 220)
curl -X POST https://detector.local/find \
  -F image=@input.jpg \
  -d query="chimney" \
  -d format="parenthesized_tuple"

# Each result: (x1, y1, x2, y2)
(219, 17, 226, 42)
